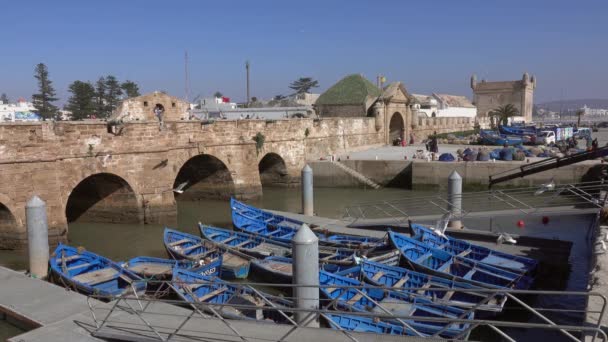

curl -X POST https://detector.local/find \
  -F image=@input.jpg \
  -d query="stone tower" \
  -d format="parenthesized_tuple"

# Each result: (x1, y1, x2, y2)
(471, 73, 536, 122)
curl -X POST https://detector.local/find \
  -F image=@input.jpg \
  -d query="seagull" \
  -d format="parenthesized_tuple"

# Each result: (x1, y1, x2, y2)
(497, 233, 517, 245)
(173, 181, 189, 194)
(534, 178, 556, 196)
(432, 213, 451, 238)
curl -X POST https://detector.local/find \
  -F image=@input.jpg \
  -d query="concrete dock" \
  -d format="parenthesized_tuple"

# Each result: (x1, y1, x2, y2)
(0, 267, 446, 341)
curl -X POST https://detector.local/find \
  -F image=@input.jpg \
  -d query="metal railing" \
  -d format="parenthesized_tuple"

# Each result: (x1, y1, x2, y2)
(83, 279, 608, 342)
(342, 181, 608, 223)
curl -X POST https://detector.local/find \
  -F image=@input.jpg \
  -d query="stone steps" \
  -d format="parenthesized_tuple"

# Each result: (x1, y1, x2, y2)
(330, 161, 381, 189)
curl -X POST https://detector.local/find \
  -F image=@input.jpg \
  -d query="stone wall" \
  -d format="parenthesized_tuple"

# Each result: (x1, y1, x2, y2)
(112, 92, 190, 122)
(0, 117, 383, 249)
(412, 116, 490, 140)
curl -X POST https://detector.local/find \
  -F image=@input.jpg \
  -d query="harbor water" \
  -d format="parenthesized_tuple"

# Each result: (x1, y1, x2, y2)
(0, 186, 595, 340)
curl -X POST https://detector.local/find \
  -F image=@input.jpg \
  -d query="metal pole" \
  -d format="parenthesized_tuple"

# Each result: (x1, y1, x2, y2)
(26, 196, 49, 278)
(302, 164, 314, 216)
(448, 170, 463, 229)
(292, 224, 319, 327)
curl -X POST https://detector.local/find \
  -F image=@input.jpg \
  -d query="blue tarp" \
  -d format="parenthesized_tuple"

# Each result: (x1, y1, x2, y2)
(438, 153, 455, 162)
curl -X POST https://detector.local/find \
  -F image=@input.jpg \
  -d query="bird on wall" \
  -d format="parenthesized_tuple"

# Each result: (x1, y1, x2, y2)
(534, 178, 556, 196)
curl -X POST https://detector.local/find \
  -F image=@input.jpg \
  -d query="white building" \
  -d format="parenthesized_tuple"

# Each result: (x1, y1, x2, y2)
(411, 93, 477, 118)
(581, 105, 608, 116)
(0, 98, 40, 122)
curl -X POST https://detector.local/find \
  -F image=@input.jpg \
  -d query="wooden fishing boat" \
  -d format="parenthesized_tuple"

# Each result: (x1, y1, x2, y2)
(122, 256, 221, 279)
(319, 270, 473, 339)
(230, 198, 388, 250)
(164, 228, 250, 279)
(249, 255, 360, 284)
(199, 224, 291, 258)
(337, 260, 507, 312)
(388, 232, 533, 289)
(50, 244, 146, 298)
(410, 223, 538, 274)
(171, 268, 294, 323)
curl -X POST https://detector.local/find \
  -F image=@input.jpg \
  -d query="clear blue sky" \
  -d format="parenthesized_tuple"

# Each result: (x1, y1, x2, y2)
(2, 0, 607, 104)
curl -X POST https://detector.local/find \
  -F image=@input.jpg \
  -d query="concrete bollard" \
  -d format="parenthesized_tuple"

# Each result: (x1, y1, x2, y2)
(292, 224, 320, 327)
(447, 170, 463, 229)
(26, 196, 49, 278)
(302, 164, 314, 216)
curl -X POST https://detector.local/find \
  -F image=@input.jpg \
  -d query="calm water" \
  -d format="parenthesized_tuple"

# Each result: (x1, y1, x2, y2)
(0, 186, 594, 341)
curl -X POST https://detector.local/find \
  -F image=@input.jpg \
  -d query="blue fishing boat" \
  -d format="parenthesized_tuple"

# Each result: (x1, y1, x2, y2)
(164, 228, 250, 279)
(250, 255, 364, 284)
(323, 314, 421, 337)
(200, 224, 366, 268)
(230, 198, 388, 250)
(410, 223, 538, 274)
(50, 244, 146, 298)
(337, 260, 507, 312)
(122, 256, 221, 279)
(480, 130, 523, 146)
(199, 224, 291, 258)
(171, 268, 294, 322)
(319, 270, 473, 339)
(498, 125, 537, 136)
(389, 232, 533, 289)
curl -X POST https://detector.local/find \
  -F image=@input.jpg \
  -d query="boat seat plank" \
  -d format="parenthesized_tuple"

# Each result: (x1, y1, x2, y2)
(67, 263, 92, 271)
(371, 272, 384, 281)
(392, 276, 409, 288)
(220, 236, 239, 245)
(198, 287, 228, 302)
(347, 292, 365, 305)
(248, 243, 288, 256)
(169, 238, 190, 247)
(234, 240, 253, 248)
(56, 255, 82, 263)
(463, 269, 477, 280)
(416, 252, 433, 263)
(129, 263, 173, 275)
(183, 243, 202, 252)
(73, 267, 118, 285)
(417, 283, 432, 294)
(191, 249, 216, 260)
(456, 250, 472, 258)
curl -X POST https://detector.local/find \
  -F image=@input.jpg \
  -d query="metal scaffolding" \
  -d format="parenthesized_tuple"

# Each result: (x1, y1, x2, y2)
(83, 279, 608, 342)
(342, 181, 608, 224)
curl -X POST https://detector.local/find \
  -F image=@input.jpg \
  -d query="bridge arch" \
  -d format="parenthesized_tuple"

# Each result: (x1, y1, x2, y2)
(389, 112, 405, 145)
(65, 173, 143, 224)
(258, 152, 289, 187)
(173, 154, 235, 200)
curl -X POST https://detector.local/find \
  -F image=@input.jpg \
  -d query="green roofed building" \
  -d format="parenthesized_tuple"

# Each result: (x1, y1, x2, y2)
(315, 74, 382, 117)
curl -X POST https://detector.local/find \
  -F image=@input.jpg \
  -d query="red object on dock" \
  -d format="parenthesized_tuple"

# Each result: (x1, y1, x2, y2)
(517, 220, 525, 228)
(542, 216, 549, 224)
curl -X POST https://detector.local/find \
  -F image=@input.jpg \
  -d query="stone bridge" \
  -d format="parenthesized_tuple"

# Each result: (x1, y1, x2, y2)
(0, 118, 384, 249)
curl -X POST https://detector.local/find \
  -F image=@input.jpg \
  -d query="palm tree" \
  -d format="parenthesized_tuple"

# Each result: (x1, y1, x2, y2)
(576, 109, 585, 126)
(489, 104, 520, 126)
(289, 77, 319, 94)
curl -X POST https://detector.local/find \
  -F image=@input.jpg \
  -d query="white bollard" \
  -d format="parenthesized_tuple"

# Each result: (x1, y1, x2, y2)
(447, 171, 463, 229)
(26, 196, 49, 278)
(301, 165, 314, 216)
(292, 224, 320, 327)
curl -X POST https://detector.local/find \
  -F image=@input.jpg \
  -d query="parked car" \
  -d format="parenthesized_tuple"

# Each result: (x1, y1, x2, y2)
(574, 127, 592, 140)
(538, 131, 556, 145)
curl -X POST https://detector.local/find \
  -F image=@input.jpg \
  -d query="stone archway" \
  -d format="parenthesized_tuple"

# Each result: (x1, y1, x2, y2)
(173, 154, 235, 200)
(65, 173, 142, 223)
(0, 201, 18, 250)
(389, 112, 405, 145)
(258, 153, 289, 187)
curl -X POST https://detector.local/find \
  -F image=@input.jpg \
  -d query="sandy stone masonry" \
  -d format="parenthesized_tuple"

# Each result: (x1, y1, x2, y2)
(0, 118, 383, 249)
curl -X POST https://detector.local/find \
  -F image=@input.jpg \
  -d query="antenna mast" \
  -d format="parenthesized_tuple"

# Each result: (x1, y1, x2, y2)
(246, 60, 250, 106)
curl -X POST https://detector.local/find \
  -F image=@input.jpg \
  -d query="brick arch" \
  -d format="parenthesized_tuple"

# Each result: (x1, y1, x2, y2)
(62, 172, 143, 224)
(172, 152, 236, 200)
(0, 193, 19, 239)
(389, 112, 405, 144)
(258, 152, 290, 187)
